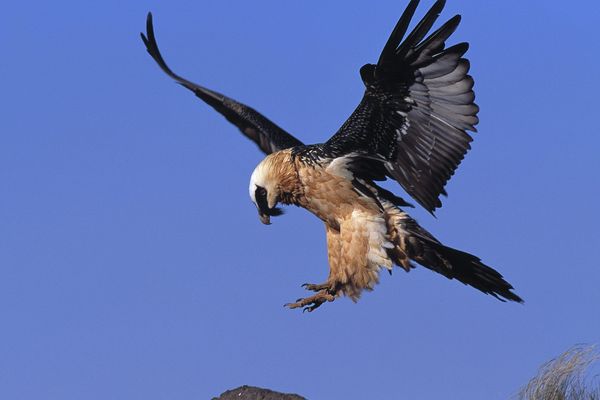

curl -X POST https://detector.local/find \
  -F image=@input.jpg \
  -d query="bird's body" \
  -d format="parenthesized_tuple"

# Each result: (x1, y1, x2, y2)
(252, 150, 393, 302)
(142, 0, 523, 311)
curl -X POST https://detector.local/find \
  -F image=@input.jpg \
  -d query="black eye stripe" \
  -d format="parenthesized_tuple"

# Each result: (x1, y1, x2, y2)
(254, 186, 284, 217)
(255, 186, 268, 207)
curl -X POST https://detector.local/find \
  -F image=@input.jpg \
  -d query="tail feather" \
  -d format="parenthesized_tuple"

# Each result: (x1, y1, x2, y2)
(420, 242, 523, 303)
(382, 203, 523, 303)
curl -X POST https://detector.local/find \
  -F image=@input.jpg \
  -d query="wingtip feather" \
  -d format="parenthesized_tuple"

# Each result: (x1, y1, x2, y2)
(377, 0, 420, 66)
(145, 12, 154, 42)
(394, 0, 448, 60)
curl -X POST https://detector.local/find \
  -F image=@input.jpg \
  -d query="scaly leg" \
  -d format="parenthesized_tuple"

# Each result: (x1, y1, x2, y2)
(301, 282, 334, 292)
(284, 290, 336, 313)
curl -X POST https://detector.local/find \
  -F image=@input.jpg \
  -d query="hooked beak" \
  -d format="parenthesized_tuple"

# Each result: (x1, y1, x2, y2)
(259, 212, 271, 225)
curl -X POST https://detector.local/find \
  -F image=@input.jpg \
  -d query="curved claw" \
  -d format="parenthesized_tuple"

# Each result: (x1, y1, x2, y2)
(303, 302, 324, 313)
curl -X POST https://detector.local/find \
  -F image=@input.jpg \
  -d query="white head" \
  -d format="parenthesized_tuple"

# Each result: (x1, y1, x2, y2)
(248, 159, 283, 225)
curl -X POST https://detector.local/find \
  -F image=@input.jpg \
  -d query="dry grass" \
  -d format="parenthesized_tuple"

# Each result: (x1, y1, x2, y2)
(517, 345, 600, 400)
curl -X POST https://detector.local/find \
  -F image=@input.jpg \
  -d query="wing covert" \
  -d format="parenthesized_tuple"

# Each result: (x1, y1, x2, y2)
(325, 0, 479, 213)
(141, 13, 304, 155)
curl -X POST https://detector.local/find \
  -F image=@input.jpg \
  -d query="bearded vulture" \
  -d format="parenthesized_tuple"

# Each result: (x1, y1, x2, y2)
(141, 0, 523, 311)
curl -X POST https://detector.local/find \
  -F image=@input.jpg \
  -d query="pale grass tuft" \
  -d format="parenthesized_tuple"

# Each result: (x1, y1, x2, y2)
(517, 345, 600, 400)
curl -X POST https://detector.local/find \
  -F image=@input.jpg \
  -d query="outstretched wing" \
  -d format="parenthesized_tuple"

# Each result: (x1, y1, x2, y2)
(324, 0, 478, 213)
(141, 13, 304, 155)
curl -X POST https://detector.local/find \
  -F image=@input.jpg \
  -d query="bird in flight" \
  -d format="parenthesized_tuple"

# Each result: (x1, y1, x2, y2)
(141, 0, 522, 312)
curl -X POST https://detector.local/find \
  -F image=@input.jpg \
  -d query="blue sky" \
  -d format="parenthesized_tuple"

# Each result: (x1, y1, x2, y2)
(2, 1, 599, 399)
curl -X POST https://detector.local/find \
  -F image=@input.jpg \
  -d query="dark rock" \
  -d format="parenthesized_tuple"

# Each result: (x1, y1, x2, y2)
(212, 385, 306, 400)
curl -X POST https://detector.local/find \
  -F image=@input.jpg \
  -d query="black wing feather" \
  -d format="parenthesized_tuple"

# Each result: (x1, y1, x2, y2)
(377, 0, 420, 66)
(395, 0, 446, 59)
(141, 13, 303, 155)
(325, 0, 478, 213)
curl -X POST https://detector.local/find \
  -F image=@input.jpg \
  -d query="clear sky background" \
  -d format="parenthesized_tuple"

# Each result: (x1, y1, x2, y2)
(2, 1, 600, 399)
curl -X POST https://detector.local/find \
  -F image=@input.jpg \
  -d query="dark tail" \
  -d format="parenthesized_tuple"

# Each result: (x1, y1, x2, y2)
(382, 202, 522, 303)
(416, 240, 523, 303)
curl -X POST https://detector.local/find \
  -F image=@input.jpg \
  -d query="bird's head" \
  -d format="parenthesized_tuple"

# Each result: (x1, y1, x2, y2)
(248, 157, 284, 225)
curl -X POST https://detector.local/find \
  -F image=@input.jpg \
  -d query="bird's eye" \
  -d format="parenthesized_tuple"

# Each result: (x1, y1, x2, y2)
(256, 186, 267, 198)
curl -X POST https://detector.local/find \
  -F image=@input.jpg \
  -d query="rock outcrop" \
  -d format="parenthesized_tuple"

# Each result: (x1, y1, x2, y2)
(213, 385, 306, 400)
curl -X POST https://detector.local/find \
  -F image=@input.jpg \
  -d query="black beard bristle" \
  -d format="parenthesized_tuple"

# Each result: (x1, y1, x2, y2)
(267, 207, 284, 216)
